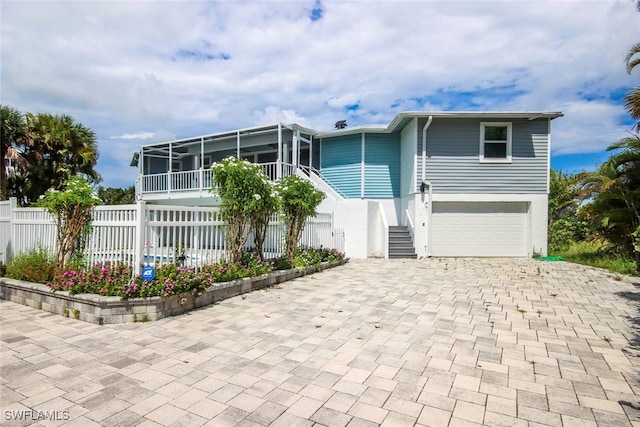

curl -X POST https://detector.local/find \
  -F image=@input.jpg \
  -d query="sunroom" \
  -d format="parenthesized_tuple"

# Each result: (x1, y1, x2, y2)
(133, 123, 320, 204)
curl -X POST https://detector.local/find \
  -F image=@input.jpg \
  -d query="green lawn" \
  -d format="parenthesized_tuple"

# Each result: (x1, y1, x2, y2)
(549, 240, 639, 277)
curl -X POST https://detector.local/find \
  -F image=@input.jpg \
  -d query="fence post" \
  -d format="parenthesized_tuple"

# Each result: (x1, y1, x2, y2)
(6, 197, 17, 265)
(133, 200, 147, 275)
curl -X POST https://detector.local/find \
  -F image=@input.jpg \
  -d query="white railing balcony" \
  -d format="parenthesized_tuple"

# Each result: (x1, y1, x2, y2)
(140, 163, 296, 195)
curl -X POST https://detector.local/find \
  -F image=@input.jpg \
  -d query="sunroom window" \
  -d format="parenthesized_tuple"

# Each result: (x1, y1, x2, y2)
(480, 122, 512, 162)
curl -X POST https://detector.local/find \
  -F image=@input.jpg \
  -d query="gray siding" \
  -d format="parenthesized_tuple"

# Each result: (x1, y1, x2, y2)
(417, 118, 549, 194)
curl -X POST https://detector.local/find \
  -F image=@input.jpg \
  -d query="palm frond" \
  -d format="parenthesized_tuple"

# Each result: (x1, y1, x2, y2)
(626, 42, 640, 74)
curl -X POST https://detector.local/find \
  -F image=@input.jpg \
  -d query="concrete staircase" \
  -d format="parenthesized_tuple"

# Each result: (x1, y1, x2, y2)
(388, 226, 417, 259)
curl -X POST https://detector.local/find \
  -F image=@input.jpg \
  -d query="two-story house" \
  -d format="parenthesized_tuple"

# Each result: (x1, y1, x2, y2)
(132, 111, 563, 259)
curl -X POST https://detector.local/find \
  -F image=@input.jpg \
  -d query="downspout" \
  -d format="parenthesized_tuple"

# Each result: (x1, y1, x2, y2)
(421, 116, 432, 183)
(422, 116, 433, 257)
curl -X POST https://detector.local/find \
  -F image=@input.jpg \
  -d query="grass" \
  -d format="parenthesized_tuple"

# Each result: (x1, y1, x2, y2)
(550, 240, 639, 276)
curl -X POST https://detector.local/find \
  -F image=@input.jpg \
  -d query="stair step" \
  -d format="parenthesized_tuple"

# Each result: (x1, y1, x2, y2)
(388, 226, 416, 259)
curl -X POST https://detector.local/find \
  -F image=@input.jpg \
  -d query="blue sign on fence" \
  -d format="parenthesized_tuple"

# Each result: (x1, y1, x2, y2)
(141, 266, 156, 282)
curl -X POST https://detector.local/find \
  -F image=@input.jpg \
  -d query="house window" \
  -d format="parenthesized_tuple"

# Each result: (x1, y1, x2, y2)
(480, 122, 512, 162)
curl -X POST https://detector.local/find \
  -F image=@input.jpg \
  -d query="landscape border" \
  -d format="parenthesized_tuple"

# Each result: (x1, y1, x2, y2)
(0, 259, 348, 324)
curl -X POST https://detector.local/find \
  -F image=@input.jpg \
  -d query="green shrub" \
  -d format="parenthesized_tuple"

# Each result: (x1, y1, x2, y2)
(7, 248, 57, 283)
(273, 246, 345, 269)
(548, 218, 589, 252)
(551, 240, 638, 276)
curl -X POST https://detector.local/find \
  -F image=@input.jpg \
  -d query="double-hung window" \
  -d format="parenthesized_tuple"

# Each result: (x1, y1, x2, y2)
(480, 122, 512, 162)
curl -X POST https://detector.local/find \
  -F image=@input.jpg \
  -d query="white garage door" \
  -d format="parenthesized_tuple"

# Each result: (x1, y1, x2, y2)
(431, 202, 528, 257)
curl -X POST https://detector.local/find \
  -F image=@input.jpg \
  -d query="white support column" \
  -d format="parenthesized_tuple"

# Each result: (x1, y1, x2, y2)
(200, 137, 205, 168)
(294, 129, 300, 168)
(200, 136, 205, 191)
(236, 131, 241, 159)
(168, 142, 172, 194)
(309, 135, 313, 170)
(138, 149, 144, 198)
(277, 123, 282, 179)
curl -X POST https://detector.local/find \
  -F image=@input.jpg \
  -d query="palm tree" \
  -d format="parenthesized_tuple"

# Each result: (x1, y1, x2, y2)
(625, 42, 640, 132)
(582, 136, 640, 253)
(0, 106, 28, 201)
(15, 113, 100, 205)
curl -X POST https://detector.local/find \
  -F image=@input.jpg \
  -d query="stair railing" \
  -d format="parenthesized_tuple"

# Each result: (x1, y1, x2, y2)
(297, 165, 347, 200)
(404, 208, 415, 243)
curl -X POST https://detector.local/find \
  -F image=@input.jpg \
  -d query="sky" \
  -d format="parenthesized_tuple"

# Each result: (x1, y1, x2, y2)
(1, 0, 639, 189)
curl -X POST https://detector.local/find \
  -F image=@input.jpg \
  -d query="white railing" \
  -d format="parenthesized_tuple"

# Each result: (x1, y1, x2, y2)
(141, 163, 296, 195)
(297, 165, 347, 200)
(282, 162, 296, 179)
(142, 173, 168, 193)
(260, 162, 279, 181)
(404, 208, 415, 242)
(0, 199, 345, 274)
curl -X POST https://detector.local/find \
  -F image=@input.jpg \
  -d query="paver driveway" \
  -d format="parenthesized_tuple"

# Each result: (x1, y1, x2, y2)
(1, 258, 640, 427)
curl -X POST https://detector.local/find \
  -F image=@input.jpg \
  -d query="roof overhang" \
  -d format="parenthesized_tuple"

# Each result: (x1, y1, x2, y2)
(387, 111, 564, 132)
(315, 125, 388, 138)
(139, 110, 564, 150)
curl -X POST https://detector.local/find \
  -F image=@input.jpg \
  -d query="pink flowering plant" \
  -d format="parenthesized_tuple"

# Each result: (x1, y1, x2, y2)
(47, 262, 133, 295)
(46, 251, 278, 299)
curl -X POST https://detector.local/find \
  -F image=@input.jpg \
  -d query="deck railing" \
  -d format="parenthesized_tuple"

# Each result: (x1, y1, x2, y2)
(140, 162, 295, 194)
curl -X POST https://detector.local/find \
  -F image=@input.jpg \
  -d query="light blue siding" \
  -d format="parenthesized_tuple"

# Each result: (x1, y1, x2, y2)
(320, 135, 362, 198)
(364, 134, 400, 198)
(417, 118, 549, 194)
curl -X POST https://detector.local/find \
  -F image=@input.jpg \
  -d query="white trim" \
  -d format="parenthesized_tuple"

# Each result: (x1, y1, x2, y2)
(547, 118, 551, 194)
(479, 122, 512, 163)
(432, 193, 541, 202)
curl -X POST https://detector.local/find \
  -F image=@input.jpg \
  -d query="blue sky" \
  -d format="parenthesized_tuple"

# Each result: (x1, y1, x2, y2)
(1, 0, 639, 188)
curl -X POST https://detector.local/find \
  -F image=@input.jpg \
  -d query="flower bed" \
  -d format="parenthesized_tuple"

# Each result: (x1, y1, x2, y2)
(0, 255, 348, 324)
(46, 248, 344, 299)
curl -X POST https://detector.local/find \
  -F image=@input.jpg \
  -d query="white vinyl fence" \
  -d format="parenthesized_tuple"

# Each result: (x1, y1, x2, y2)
(0, 199, 345, 273)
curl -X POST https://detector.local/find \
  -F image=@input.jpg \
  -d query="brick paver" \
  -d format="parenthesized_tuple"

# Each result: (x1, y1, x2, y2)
(1, 258, 640, 426)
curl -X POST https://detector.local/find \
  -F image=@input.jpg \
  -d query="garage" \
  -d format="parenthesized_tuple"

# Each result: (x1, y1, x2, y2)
(430, 202, 529, 257)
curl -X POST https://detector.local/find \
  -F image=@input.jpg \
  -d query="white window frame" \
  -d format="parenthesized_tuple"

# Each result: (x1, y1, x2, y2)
(479, 122, 512, 163)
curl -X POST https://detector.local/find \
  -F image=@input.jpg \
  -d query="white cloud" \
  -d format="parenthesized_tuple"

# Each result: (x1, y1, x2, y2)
(552, 100, 633, 155)
(2, 0, 639, 186)
(110, 132, 156, 140)
(253, 106, 311, 127)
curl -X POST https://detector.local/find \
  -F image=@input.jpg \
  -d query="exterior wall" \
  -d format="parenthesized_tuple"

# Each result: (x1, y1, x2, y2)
(320, 135, 362, 198)
(367, 202, 387, 258)
(400, 118, 418, 196)
(320, 132, 401, 199)
(331, 199, 390, 258)
(417, 117, 550, 194)
(364, 133, 401, 198)
(367, 198, 400, 226)
(333, 199, 369, 257)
